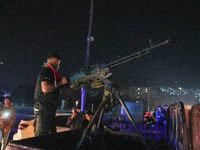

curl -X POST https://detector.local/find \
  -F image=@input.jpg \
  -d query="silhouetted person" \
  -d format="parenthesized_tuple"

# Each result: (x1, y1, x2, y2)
(83, 110, 96, 131)
(162, 105, 168, 126)
(67, 107, 84, 130)
(0, 97, 16, 150)
(156, 106, 164, 127)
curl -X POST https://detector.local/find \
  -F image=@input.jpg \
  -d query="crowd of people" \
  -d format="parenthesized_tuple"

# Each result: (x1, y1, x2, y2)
(156, 105, 168, 127)
(67, 107, 96, 131)
(144, 105, 168, 127)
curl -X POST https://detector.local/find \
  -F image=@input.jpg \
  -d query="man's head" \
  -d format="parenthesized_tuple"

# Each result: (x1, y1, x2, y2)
(158, 106, 162, 112)
(85, 110, 93, 121)
(71, 107, 77, 113)
(4, 97, 11, 106)
(47, 53, 61, 70)
(165, 105, 168, 110)
(76, 107, 81, 113)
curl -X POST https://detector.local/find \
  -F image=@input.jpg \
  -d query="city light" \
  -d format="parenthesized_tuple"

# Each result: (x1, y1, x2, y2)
(159, 86, 199, 98)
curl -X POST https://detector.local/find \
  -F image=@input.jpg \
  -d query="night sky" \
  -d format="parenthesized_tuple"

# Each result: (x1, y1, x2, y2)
(0, 0, 200, 92)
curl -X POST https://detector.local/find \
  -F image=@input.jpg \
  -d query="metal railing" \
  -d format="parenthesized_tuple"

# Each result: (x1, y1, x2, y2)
(168, 102, 189, 150)
(190, 103, 200, 150)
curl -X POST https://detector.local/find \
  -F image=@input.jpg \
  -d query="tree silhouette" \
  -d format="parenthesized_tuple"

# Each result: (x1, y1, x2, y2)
(11, 84, 35, 106)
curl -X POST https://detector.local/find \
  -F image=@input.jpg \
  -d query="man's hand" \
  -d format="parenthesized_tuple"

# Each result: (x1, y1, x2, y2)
(71, 113, 77, 119)
(60, 77, 68, 85)
(57, 77, 68, 87)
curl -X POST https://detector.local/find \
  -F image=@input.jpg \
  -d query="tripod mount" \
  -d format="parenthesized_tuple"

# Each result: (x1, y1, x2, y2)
(76, 79, 149, 150)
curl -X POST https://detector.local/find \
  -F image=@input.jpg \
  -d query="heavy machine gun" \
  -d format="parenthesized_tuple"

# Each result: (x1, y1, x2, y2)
(72, 39, 170, 150)
(69, 39, 170, 89)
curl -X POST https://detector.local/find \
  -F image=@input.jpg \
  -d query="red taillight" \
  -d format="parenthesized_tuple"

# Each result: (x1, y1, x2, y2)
(18, 124, 29, 130)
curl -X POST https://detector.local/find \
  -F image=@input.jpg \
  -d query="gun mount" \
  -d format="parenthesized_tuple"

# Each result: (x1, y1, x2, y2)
(69, 39, 170, 89)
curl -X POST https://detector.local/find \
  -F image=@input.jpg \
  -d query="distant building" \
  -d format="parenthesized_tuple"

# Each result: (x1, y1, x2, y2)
(120, 87, 158, 111)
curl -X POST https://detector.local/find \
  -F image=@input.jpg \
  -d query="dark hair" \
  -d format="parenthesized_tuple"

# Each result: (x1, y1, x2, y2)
(4, 97, 10, 100)
(76, 107, 81, 110)
(71, 107, 76, 110)
(47, 53, 61, 60)
(86, 110, 94, 116)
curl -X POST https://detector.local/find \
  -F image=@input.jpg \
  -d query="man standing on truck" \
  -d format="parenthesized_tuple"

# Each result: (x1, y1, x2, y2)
(34, 53, 68, 137)
(0, 97, 16, 150)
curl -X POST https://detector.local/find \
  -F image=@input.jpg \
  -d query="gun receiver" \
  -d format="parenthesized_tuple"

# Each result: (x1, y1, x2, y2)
(69, 39, 170, 89)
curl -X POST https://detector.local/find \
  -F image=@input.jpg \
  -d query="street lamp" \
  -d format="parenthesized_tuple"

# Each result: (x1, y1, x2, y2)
(0, 62, 3, 65)
(147, 87, 152, 112)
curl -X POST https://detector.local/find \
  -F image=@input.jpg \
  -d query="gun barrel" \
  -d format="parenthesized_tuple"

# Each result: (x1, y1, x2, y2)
(68, 39, 170, 89)
(104, 39, 170, 69)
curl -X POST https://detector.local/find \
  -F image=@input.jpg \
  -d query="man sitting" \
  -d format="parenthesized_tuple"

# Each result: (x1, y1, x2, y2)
(67, 107, 84, 130)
